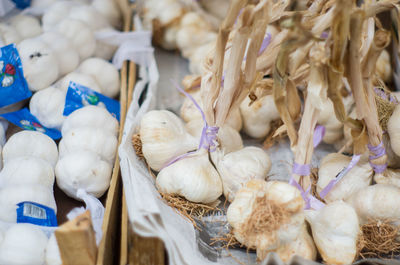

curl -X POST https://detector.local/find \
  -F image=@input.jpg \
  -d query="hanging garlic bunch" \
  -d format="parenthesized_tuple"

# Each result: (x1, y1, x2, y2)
(375, 49, 391, 83)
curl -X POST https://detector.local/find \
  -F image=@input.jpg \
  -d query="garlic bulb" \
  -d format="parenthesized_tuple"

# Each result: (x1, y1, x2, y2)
(156, 149, 222, 203)
(55, 18, 96, 60)
(346, 184, 400, 224)
(214, 147, 271, 202)
(317, 153, 373, 203)
(161, 24, 180, 51)
(29, 86, 66, 130)
(93, 28, 118, 60)
(140, 110, 198, 171)
(30, 0, 57, 9)
(306, 201, 359, 265)
(61, 106, 119, 137)
(68, 5, 109, 31)
(59, 127, 117, 164)
(0, 156, 54, 188)
(187, 41, 214, 75)
(45, 233, 61, 265)
(376, 49, 391, 83)
(17, 38, 59, 92)
(9, 15, 42, 40)
(239, 95, 280, 139)
(317, 98, 345, 144)
(77, 58, 120, 98)
(91, 0, 122, 28)
(3, 131, 58, 168)
(374, 168, 400, 188)
(55, 150, 112, 199)
(227, 180, 305, 260)
(59, 72, 102, 93)
(39, 32, 80, 77)
(0, 23, 21, 45)
(180, 91, 242, 131)
(143, 0, 183, 27)
(186, 119, 243, 155)
(42, 1, 81, 31)
(0, 224, 48, 265)
(387, 105, 400, 157)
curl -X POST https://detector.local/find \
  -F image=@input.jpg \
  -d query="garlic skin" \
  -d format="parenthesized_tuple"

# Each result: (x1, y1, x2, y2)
(61, 106, 119, 137)
(17, 38, 59, 92)
(42, 1, 81, 31)
(376, 49, 391, 83)
(29, 86, 66, 130)
(186, 119, 243, 155)
(140, 110, 198, 171)
(39, 32, 80, 77)
(200, 0, 229, 20)
(156, 150, 222, 204)
(59, 72, 102, 93)
(9, 15, 42, 39)
(3, 131, 58, 168)
(239, 95, 280, 139)
(55, 18, 96, 60)
(180, 91, 242, 131)
(346, 184, 400, 225)
(317, 153, 373, 203)
(77, 58, 120, 98)
(68, 5, 109, 31)
(0, 224, 48, 265)
(45, 233, 61, 265)
(387, 105, 400, 157)
(227, 180, 305, 260)
(375, 168, 400, 188)
(59, 127, 117, 164)
(187, 42, 214, 75)
(91, 0, 121, 28)
(306, 201, 359, 265)
(93, 28, 118, 60)
(0, 23, 21, 45)
(0, 156, 54, 188)
(214, 147, 271, 202)
(55, 151, 112, 199)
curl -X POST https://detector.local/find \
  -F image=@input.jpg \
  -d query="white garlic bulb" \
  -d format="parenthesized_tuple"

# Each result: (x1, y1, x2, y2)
(0, 156, 54, 188)
(59, 127, 117, 164)
(77, 58, 120, 98)
(91, 0, 122, 28)
(39, 32, 80, 77)
(317, 153, 373, 203)
(143, 0, 183, 27)
(214, 147, 271, 202)
(376, 49, 391, 83)
(140, 110, 198, 171)
(156, 149, 222, 203)
(55, 19, 96, 60)
(61, 106, 119, 136)
(30, 0, 57, 9)
(387, 105, 400, 157)
(180, 91, 242, 131)
(93, 28, 118, 61)
(45, 233, 61, 265)
(317, 98, 345, 144)
(42, 1, 81, 31)
(55, 150, 112, 199)
(9, 15, 42, 40)
(68, 5, 109, 31)
(17, 38, 59, 92)
(306, 201, 359, 265)
(227, 180, 305, 260)
(188, 41, 214, 75)
(29, 86, 66, 130)
(346, 184, 400, 224)
(0, 224, 48, 265)
(239, 95, 280, 139)
(161, 24, 180, 51)
(59, 72, 102, 93)
(3, 131, 58, 168)
(0, 23, 21, 45)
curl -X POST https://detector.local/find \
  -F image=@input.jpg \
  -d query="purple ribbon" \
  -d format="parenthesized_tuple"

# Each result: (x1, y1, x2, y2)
(258, 33, 272, 56)
(367, 142, 387, 174)
(374, 87, 399, 104)
(162, 80, 219, 169)
(313, 125, 325, 148)
(292, 163, 311, 176)
(320, 31, 329, 39)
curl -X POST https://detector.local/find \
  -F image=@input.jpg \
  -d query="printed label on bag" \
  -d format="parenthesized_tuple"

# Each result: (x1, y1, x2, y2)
(0, 44, 32, 108)
(16, 202, 58, 227)
(0, 108, 61, 139)
(11, 0, 31, 9)
(64, 82, 120, 121)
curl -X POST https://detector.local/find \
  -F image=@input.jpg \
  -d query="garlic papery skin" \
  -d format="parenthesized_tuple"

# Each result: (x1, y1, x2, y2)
(45, 233, 61, 265)
(42, 1, 81, 31)
(214, 147, 271, 202)
(68, 5, 109, 31)
(93, 28, 118, 60)
(55, 150, 112, 199)
(29, 86, 66, 130)
(387, 105, 400, 157)
(77, 58, 120, 98)
(156, 150, 222, 204)
(2, 131, 58, 168)
(239, 95, 280, 139)
(91, 0, 121, 28)
(346, 184, 400, 225)
(0, 156, 54, 188)
(59, 127, 117, 164)
(305, 201, 359, 265)
(0, 24, 21, 45)
(39, 32, 80, 77)
(140, 110, 198, 171)
(9, 15, 42, 39)
(17, 38, 59, 92)
(376, 49, 391, 83)
(227, 180, 305, 260)
(61, 106, 119, 137)
(180, 91, 243, 131)
(317, 153, 373, 203)
(374, 168, 400, 188)
(0, 224, 48, 265)
(59, 72, 102, 93)
(317, 98, 345, 144)
(186, 119, 243, 155)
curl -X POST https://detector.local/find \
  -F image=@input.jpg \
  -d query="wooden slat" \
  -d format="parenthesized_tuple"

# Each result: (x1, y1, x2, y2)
(129, 232, 165, 265)
(120, 192, 129, 265)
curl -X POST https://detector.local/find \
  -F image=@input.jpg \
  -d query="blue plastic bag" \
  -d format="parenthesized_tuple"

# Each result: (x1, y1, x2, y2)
(16, 202, 58, 227)
(0, 44, 32, 108)
(64, 81, 120, 121)
(0, 108, 61, 139)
